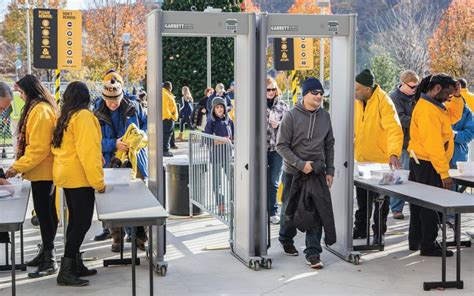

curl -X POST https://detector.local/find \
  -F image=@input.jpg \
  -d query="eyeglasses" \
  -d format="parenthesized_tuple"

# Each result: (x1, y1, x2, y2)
(404, 82, 418, 90)
(266, 88, 277, 92)
(310, 90, 324, 96)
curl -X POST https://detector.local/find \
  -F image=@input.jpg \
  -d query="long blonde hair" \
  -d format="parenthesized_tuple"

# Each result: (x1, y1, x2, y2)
(266, 77, 282, 97)
(215, 83, 226, 96)
(182, 86, 193, 102)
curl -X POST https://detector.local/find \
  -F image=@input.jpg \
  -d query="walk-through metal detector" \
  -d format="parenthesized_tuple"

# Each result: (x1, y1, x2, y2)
(147, 10, 358, 273)
(257, 13, 359, 263)
(146, 10, 270, 272)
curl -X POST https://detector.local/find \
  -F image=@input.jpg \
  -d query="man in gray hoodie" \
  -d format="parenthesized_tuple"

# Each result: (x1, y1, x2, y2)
(276, 77, 335, 269)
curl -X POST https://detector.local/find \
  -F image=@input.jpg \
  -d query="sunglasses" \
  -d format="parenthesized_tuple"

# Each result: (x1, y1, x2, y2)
(266, 88, 277, 92)
(404, 82, 418, 90)
(310, 90, 324, 96)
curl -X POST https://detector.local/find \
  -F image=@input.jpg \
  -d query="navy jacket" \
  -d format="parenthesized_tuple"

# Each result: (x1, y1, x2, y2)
(180, 97, 193, 117)
(204, 110, 234, 140)
(94, 96, 148, 178)
(390, 87, 414, 150)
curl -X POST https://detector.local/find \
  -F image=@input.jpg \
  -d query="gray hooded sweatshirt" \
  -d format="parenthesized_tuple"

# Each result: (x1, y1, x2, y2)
(276, 101, 335, 175)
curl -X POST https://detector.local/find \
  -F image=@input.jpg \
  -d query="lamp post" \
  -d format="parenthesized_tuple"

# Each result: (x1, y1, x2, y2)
(122, 33, 131, 88)
(203, 6, 222, 87)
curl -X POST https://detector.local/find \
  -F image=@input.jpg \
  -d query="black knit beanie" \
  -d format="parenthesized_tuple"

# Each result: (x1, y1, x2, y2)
(356, 69, 375, 87)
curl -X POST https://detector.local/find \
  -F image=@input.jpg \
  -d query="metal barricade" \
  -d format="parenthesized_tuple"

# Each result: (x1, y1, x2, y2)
(0, 110, 14, 159)
(189, 131, 234, 227)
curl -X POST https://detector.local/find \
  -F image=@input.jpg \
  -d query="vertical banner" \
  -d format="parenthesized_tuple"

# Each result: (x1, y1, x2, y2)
(294, 37, 314, 70)
(58, 10, 82, 70)
(273, 38, 294, 71)
(33, 9, 58, 69)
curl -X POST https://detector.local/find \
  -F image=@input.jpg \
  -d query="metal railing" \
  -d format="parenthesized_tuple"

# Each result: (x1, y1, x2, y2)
(189, 131, 234, 227)
(0, 110, 14, 159)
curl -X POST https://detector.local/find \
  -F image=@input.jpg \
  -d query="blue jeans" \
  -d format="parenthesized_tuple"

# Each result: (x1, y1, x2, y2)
(279, 172, 323, 257)
(390, 149, 409, 212)
(267, 151, 283, 217)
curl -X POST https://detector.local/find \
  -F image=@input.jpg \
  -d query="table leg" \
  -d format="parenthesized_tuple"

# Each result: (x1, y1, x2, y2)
(11, 230, 15, 296)
(455, 214, 463, 288)
(442, 213, 447, 284)
(149, 225, 153, 296)
(131, 227, 136, 296)
(378, 196, 383, 251)
(20, 225, 24, 266)
(121, 228, 124, 261)
(424, 212, 464, 290)
(5, 241, 8, 266)
(446, 214, 471, 248)
(366, 190, 370, 246)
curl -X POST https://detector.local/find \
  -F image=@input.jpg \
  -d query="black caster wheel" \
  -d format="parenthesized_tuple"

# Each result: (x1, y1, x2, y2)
(349, 254, 360, 265)
(159, 265, 167, 276)
(261, 258, 272, 269)
(253, 261, 260, 271)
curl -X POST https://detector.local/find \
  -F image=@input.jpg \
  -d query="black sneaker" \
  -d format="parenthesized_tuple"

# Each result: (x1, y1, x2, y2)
(163, 151, 174, 157)
(306, 255, 324, 269)
(282, 244, 299, 256)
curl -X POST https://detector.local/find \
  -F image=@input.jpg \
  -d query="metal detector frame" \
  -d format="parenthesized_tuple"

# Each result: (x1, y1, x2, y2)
(146, 10, 358, 272)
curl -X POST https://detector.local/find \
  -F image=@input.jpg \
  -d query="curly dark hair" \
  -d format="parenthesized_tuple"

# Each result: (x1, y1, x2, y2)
(52, 81, 91, 148)
(15, 75, 57, 134)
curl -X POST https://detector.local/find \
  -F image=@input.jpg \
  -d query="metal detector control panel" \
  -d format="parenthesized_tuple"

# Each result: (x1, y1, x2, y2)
(161, 11, 250, 36)
(265, 13, 351, 37)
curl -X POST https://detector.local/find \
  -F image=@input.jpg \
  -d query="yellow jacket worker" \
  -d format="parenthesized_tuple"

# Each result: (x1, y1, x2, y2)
(352, 69, 403, 244)
(162, 81, 178, 157)
(6, 75, 58, 278)
(52, 82, 104, 287)
(407, 74, 458, 258)
(459, 78, 474, 111)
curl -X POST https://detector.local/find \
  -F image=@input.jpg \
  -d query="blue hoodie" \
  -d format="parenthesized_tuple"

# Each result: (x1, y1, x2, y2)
(450, 102, 474, 168)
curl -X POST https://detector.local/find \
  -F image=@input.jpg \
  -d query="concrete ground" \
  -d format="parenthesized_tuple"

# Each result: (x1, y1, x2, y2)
(1, 141, 474, 295)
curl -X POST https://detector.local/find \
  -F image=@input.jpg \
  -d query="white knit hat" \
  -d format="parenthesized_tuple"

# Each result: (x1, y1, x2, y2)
(102, 78, 123, 101)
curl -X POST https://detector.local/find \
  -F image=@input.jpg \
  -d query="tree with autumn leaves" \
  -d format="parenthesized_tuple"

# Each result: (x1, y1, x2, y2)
(83, 0, 148, 84)
(429, 0, 474, 81)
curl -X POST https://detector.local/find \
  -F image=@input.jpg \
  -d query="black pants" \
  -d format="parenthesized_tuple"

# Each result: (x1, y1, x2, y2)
(64, 187, 95, 259)
(354, 187, 389, 236)
(163, 119, 174, 152)
(31, 181, 58, 251)
(408, 158, 442, 251)
(180, 116, 194, 132)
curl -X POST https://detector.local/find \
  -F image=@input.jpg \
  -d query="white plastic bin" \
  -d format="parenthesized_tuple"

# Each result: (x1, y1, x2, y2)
(104, 168, 132, 186)
(355, 163, 390, 179)
(370, 169, 410, 185)
(456, 161, 474, 177)
(0, 178, 22, 199)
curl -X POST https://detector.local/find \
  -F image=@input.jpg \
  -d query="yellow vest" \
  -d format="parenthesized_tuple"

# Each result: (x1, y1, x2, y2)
(115, 123, 147, 179)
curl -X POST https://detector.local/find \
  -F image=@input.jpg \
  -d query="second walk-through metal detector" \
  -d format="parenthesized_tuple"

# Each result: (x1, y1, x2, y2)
(147, 10, 358, 273)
